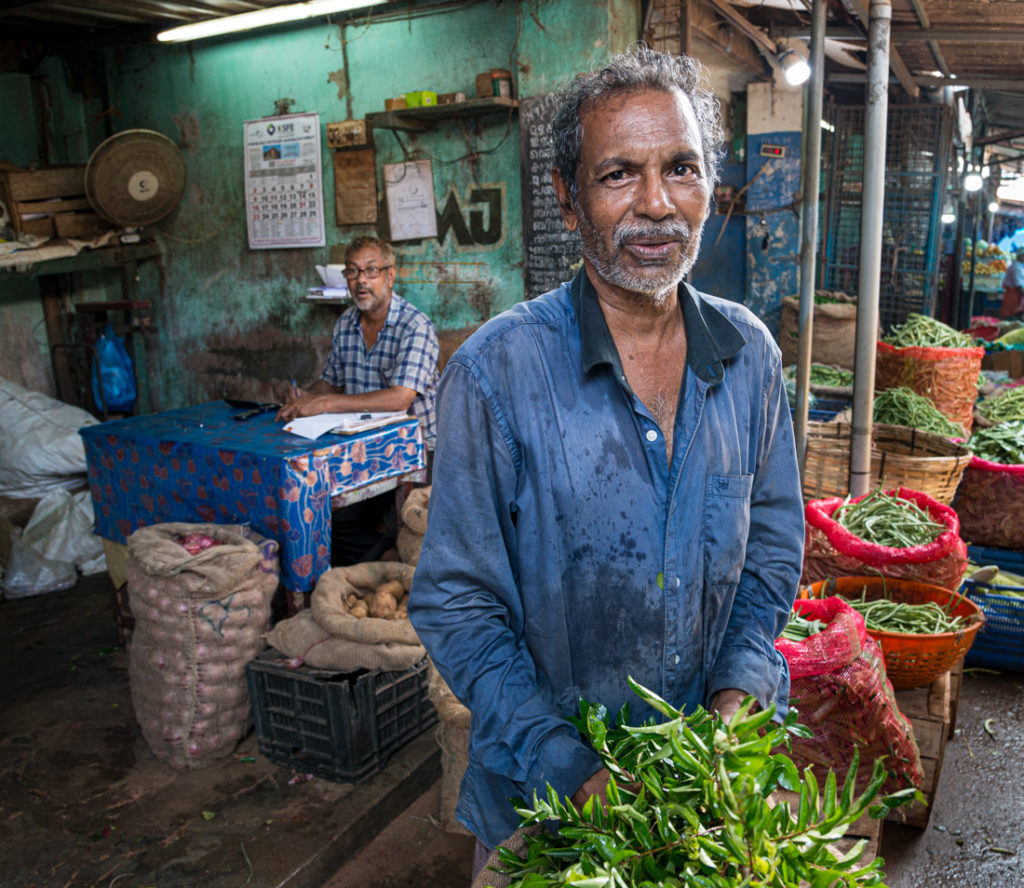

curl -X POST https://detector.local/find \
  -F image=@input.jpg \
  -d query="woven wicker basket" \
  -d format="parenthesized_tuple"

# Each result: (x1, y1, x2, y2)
(802, 422, 972, 504)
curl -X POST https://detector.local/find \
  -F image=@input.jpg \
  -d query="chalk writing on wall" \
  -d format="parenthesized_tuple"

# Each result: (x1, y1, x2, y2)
(519, 93, 581, 299)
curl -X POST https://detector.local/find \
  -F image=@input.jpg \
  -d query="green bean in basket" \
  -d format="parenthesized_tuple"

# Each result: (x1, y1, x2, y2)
(872, 387, 965, 437)
(977, 386, 1024, 424)
(967, 420, 1024, 464)
(882, 313, 974, 348)
(839, 588, 979, 634)
(832, 488, 945, 547)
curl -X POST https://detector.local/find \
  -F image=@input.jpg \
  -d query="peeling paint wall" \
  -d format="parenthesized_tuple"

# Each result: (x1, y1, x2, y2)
(745, 81, 803, 336)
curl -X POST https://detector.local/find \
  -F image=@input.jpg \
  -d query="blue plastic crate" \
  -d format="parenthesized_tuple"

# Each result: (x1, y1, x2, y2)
(961, 546, 1024, 671)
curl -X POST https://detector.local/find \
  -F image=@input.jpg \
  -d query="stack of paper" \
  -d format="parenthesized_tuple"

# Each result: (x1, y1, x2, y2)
(283, 411, 409, 440)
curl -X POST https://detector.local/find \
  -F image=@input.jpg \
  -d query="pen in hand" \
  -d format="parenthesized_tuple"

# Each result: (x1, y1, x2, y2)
(291, 378, 300, 399)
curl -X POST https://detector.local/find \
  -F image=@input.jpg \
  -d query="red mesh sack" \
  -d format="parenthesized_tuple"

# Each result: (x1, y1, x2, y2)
(953, 456, 1024, 550)
(875, 340, 985, 435)
(801, 487, 968, 591)
(777, 597, 923, 795)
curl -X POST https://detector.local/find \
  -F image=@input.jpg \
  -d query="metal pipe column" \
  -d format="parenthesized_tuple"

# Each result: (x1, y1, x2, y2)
(794, 0, 827, 476)
(849, 0, 892, 497)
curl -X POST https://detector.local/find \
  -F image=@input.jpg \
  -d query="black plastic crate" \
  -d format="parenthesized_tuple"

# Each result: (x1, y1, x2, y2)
(246, 651, 438, 783)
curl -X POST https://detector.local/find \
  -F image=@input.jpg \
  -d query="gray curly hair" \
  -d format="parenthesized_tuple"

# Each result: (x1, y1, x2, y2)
(550, 44, 724, 206)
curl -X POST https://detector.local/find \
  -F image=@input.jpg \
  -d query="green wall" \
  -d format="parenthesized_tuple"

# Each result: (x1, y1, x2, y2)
(1, 0, 640, 410)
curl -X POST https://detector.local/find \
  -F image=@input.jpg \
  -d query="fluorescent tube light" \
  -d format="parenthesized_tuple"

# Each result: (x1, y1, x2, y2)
(157, 0, 387, 43)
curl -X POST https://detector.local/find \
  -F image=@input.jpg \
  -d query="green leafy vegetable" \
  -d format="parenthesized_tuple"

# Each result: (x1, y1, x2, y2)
(967, 421, 1024, 464)
(489, 680, 918, 888)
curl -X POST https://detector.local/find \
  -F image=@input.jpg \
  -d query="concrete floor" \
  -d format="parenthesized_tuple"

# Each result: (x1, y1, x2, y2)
(2, 570, 1023, 888)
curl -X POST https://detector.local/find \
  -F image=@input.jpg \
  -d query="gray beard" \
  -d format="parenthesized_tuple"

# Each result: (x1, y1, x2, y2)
(578, 216, 705, 303)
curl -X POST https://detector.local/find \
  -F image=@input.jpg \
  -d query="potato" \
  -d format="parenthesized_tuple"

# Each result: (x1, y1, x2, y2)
(375, 579, 405, 600)
(345, 592, 359, 608)
(349, 601, 368, 618)
(394, 603, 408, 620)
(368, 589, 398, 619)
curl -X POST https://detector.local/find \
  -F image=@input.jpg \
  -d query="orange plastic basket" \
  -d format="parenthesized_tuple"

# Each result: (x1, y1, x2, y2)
(801, 576, 984, 690)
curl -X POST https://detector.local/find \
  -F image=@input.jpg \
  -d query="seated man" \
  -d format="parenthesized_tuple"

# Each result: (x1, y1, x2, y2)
(278, 235, 439, 563)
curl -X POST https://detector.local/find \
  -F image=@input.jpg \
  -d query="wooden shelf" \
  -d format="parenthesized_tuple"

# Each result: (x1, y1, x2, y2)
(366, 97, 518, 133)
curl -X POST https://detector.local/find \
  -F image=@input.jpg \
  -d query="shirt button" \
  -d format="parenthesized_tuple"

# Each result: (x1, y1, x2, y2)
(645, 429, 658, 442)
(673, 654, 681, 665)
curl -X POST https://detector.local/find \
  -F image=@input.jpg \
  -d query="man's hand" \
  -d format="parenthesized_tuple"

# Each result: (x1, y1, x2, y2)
(571, 767, 611, 812)
(276, 391, 335, 422)
(709, 688, 748, 725)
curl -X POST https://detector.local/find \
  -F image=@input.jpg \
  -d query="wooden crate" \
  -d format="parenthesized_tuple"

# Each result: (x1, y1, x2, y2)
(886, 669, 952, 829)
(0, 165, 109, 239)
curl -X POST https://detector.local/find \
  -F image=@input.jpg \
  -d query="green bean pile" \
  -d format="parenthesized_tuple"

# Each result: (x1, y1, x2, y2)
(967, 420, 1024, 464)
(783, 363, 854, 387)
(780, 612, 827, 640)
(832, 488, 945, 547)
(839, 588, 975, 634)
(882, 313, 974, 348)
(977, 386, 1024, 424)
(873, 387, 965, 437)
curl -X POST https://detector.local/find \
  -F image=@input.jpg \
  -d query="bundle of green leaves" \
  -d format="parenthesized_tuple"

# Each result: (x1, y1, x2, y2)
(489, 679, 918, 888)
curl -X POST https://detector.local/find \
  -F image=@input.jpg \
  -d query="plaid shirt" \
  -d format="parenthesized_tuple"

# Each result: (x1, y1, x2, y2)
(321, 292, 440, 448)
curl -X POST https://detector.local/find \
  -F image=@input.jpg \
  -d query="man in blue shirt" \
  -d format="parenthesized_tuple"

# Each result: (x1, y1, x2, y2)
(408, 46, 804, 854)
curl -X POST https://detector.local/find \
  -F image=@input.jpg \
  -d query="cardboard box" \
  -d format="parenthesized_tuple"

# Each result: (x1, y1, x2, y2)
(982, 348, 1024, 379)
(405, 90, 437, 108)
(384, 96, 406, 111)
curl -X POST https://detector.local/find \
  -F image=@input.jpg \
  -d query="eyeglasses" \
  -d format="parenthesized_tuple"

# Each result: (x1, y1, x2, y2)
(342, 264, 393, 280)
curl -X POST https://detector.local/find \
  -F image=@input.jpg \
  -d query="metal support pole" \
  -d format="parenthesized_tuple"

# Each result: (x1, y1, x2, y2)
(794, 0, 827, 476)
(849, 0, 891, 497)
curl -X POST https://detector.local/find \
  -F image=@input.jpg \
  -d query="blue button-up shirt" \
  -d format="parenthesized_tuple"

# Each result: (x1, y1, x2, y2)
(321, 292, 440, 448)
(408, 270, 804, 847)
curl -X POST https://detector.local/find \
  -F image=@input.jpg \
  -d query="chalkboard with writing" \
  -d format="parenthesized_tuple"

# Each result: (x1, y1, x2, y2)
(519, 93, 581, 300)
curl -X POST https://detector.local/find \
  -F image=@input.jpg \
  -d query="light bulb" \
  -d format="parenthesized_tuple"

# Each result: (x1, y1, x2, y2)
(964, 172, 983, 192)
(989, 201, 1000, 213)
(778, 50, 810, 86)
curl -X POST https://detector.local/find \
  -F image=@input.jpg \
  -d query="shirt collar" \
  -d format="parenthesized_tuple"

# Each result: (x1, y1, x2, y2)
(570, 267, 745, 384)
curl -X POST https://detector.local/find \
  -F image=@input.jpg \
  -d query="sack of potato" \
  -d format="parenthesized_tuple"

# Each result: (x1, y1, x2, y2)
(397, 485, 430, 566)
(265, 561, 425, 671)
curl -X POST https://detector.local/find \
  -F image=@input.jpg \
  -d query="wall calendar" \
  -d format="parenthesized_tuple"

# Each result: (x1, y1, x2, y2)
(244, 112, 326, 249)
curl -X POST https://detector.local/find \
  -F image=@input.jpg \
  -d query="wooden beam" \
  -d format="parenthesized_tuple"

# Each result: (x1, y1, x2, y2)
(927, 40, 950, 79)
(776, 25, 1024, 42)
(679, 0, 691, 56)
(975, 128, 1024, 147)
(704, 0, 777, 56)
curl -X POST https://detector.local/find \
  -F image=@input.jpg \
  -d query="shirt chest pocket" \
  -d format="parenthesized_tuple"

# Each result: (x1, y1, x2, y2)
(701, 473, 754, 587)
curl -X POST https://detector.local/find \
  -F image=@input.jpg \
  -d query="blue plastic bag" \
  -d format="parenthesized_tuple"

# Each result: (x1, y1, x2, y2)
(90, 323, 137, 413)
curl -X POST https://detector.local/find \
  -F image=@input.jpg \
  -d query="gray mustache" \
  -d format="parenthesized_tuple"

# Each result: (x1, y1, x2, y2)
(613, 223, 693, 249)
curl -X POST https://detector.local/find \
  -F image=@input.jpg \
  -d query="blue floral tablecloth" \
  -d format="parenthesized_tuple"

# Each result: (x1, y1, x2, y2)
(80, 401, 425, 596)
